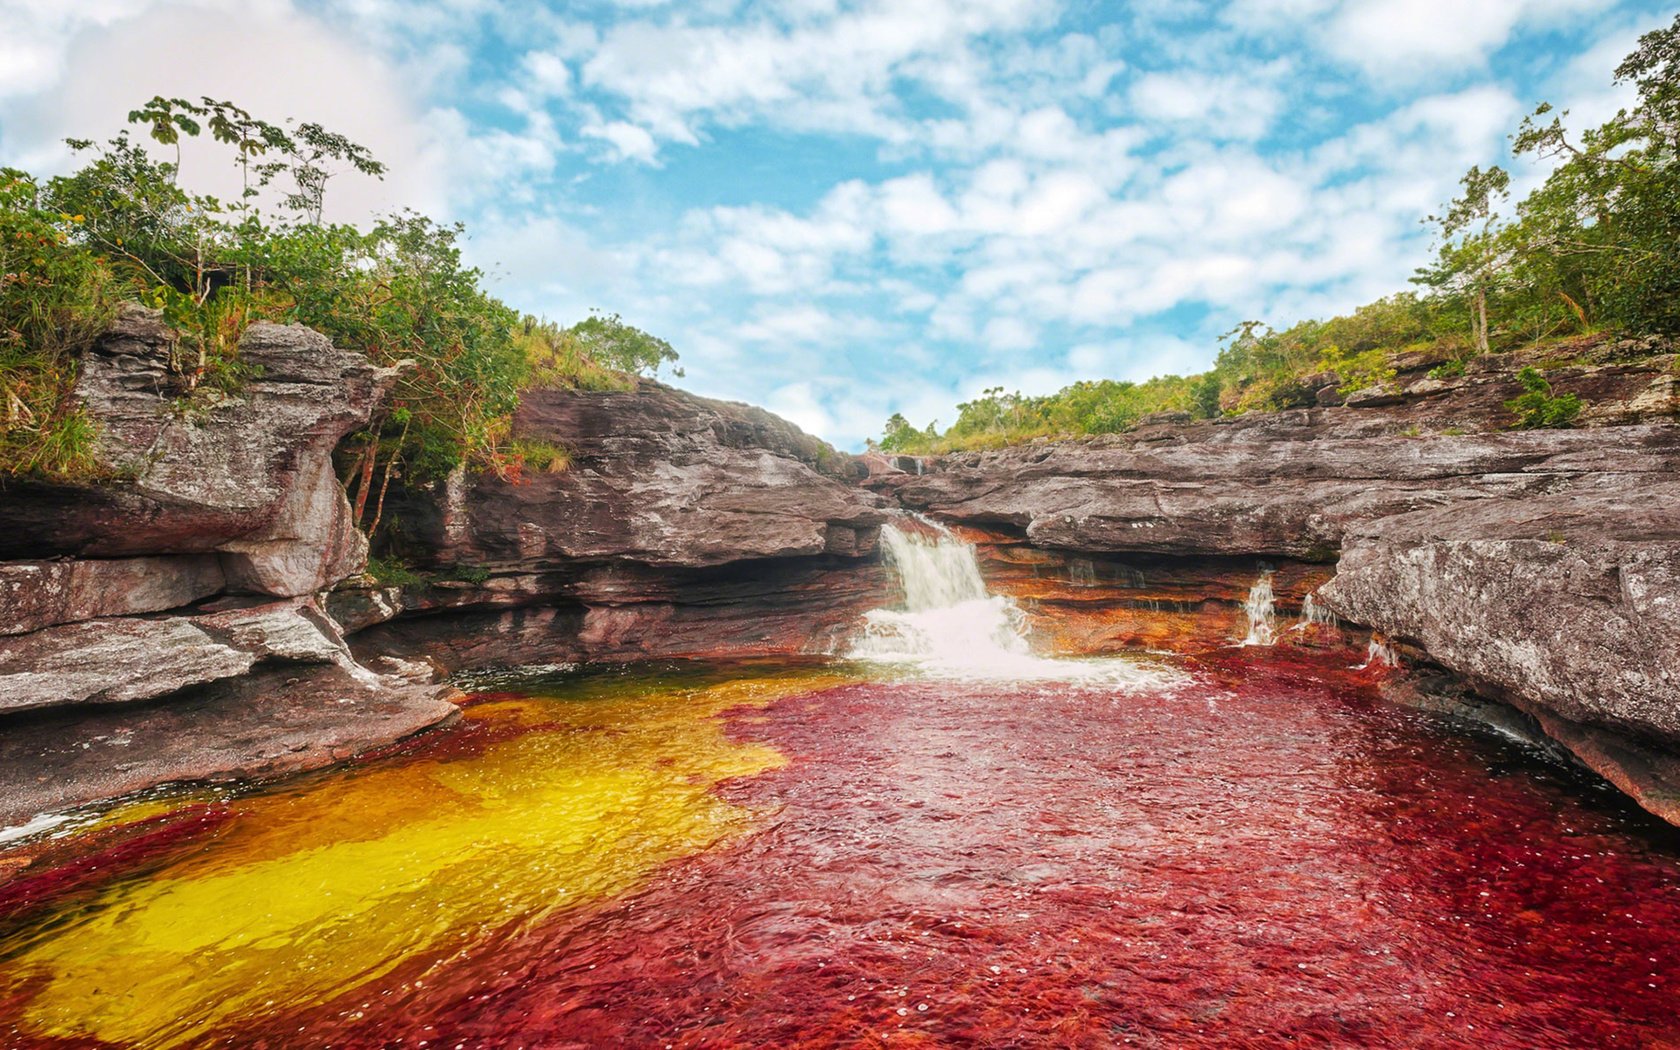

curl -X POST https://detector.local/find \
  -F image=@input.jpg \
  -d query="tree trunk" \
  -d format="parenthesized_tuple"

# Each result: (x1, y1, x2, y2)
(1475, 287, 1490, 355)
(352, 439, 377, 525)
(366, 418, 410, 540)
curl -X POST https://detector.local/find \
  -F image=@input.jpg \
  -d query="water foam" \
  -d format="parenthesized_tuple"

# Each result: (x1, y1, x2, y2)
(849, 518, 1174, 686)
(1239, 571, 1278, 647)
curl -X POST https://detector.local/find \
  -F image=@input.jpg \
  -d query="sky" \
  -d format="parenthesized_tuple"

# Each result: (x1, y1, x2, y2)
(2, 0, 1676, 449)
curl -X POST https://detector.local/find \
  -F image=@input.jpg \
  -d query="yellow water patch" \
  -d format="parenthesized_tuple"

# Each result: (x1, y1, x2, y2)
(0, 666, 850, 1048)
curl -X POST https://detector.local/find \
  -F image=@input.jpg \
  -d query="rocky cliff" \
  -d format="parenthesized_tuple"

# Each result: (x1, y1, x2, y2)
(0, 309, 457, 826)
(337, 380, 891, 670)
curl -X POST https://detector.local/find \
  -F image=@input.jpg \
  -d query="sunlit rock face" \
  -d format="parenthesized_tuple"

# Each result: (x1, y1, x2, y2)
(354, 381, 894, 669)
(0, 307, 393, 595)
(0, 312, 457, 822)
(1320, 480, 1680, 822)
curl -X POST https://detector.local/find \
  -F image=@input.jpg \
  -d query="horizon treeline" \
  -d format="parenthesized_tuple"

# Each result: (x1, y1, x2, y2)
(877, 14, 1680, 454)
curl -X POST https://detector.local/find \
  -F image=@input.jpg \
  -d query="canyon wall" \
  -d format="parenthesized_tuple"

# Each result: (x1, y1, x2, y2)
(337, 380, 891, 670)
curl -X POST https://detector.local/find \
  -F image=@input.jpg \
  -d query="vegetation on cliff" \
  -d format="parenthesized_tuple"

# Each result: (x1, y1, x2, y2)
(877, 15, 1680, 454)
(0, 98, 676, 488)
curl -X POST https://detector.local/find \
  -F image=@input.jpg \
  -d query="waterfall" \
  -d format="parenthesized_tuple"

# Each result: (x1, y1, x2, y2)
(1239, 572, 1278, 646)
(851, 520, 1032, 667)
(1291, 593, 1338, 632)
(849, 519, 1174, 686)
(1358, 636, 1401, 670)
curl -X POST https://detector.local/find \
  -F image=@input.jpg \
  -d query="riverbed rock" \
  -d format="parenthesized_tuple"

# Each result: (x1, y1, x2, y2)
(0, 665, 460, 829)
(1315, 478, 1680, 819)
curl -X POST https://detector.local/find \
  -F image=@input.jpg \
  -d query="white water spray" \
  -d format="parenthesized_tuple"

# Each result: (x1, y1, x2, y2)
(1358, 636, 1401, 670)
(849, 519, 1175, 686)
(1239, 572, 1278, 647)
(1290, 593, 1338, 633)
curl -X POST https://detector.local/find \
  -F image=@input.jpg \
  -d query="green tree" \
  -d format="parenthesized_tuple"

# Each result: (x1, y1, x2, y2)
(1415, 165, 1512, 355)
(566, 312, 680, 376)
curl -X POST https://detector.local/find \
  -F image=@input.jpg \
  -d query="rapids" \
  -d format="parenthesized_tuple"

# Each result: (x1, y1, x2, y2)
(1, 527, 1678, 1048)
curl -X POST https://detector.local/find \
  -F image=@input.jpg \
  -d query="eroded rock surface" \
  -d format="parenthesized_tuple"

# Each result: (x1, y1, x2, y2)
(0, 665, 459, 829)
(0, 307, 393, 596)
(360, 382, 892, 670)
(0, 312, 457, 830)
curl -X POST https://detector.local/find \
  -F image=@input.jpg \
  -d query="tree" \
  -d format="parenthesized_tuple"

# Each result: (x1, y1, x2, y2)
(1507, 15, 1680, 334)
(878, 413, 922, 452)
(1414, 165, 1512, 354)
(565, 312, 679, 376)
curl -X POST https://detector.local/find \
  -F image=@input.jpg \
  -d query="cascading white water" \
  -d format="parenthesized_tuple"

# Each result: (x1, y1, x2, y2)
(1290, 593, 1338, 633)
(1358, 636, 1401, 670)
(851, 520, 1032, 667)
(1239, 571, 1278, 646)
(848, 519, 1177, 686)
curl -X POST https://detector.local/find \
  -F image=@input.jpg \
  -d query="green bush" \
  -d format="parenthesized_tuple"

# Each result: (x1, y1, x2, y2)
(1505, 366, 1583, 428)
(1, 97, 678, 506)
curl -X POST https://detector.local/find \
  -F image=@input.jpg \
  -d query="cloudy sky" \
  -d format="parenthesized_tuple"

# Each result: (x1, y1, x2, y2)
(2, 0, 1674, 448)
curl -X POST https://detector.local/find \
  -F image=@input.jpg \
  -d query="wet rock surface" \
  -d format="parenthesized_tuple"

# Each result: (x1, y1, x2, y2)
(0, 665, 460, 829)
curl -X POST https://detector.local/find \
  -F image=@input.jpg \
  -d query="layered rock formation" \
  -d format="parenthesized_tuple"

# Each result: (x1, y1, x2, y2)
(3, 313, 1677, 832)
(869, 346, 1680, 822)
(342, 380, 891, 670)
(0, 309, 458, 824)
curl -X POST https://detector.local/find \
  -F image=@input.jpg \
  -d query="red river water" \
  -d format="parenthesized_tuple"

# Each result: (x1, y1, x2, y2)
(3, 649, 1679, 1048)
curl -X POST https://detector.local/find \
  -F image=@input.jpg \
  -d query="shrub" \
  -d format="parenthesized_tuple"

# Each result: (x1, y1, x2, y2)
(1505, 366, 1583, 428)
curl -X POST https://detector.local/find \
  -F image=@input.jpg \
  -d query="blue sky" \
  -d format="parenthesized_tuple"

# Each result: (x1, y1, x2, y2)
(2, 0, 1676, 448)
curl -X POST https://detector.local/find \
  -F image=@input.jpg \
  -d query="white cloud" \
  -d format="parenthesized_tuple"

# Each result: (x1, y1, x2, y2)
(1322, 0, 1601, 79)
(582, 119, 658, 163)
(1128, 69, 1285, 140)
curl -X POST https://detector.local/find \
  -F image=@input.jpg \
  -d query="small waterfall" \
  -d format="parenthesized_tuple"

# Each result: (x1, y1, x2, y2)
(851, 520, 1032, 669)
(1291, 593, 1338, 632)
(1239, 572, 1278, 647)
(849, 519, 1175, 686)
(1358, 636, 1401, 670)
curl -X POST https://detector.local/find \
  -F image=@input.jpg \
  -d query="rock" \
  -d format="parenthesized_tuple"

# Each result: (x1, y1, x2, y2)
(1343, 384, 1405, 408)
(1315, 384, 1345, 407)
(872, 418, 1680, 561)
(0, 556, 225, 636)
(1318, 480, 1680, 743)
(1138, 410, 1193, 427)
(394, 381, 888, 570)
(353, 381, 895, 671)
(0, 598, 355, 715)
(0, 664, 459, 830)
(0, 308, 394, 597)
(1389, 347, 1454, 374)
